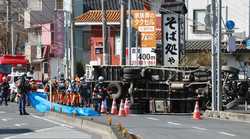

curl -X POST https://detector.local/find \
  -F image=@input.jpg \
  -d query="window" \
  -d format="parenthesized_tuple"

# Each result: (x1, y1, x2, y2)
(115, 32, 121, 56)
(56, 0, 63, 10)
(28, 0, 42, 11)
(43, 62, 49, 73)
(193, 9, 207, 33)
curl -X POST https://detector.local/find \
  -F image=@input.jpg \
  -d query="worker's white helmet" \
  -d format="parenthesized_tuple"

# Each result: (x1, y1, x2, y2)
(98, 76, 104, 82)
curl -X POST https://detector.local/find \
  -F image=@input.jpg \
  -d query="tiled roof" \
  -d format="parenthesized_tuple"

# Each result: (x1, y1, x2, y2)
(186, 40, 211, 51)
(82, 0, 146, 11)
(75, 10, 120, 23)
(185, 40, 248, 52)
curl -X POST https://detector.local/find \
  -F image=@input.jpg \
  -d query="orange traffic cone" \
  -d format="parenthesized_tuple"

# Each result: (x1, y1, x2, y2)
(111, 99, 118, 115)
(193, 101, 201, 120)
(124, 98, 130, 116)
(101, 100, 107, 113)
(118, 99, 126, 117)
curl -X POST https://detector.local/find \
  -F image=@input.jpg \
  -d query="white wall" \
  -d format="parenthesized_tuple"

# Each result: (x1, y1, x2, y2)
(186, 0, 249, 40)
(49, 57, 64, 79)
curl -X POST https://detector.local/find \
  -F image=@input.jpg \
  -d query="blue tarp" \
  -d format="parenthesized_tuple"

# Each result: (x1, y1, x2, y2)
(28, 92, 99, 116)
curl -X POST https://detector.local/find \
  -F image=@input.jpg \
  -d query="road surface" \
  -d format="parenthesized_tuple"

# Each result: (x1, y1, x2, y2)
(0, 103, 101, 139)
(94, 113, 250, 139)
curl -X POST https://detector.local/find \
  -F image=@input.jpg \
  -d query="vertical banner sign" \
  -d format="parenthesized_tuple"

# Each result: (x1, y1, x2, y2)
(163, 14, 179, 67)
(53, 11, 65, 58)
(131, 11, 157, 66)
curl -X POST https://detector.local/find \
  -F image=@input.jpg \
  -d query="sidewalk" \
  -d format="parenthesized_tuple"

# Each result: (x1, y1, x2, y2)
(204, 109, 250, 123)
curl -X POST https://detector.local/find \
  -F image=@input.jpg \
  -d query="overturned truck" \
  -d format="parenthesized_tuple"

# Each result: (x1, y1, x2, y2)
(85, 65, 249, 113)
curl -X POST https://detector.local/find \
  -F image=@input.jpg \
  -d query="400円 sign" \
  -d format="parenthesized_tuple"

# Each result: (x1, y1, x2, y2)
(130, 48, 156, 66)
(163, 14, 179, 67)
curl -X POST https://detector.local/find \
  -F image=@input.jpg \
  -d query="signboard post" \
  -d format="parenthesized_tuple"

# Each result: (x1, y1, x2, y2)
(163, 14, 179, 67)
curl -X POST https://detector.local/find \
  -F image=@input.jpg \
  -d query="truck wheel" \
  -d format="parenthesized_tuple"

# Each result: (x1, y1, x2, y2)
(108, 83, 122, 99)
(123, 67, 141, 74)
(222, 66, 239, 74)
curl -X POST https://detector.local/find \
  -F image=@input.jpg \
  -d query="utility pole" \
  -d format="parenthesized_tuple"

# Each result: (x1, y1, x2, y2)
(6, 0, 12, 54)
(102, 0, 109, 65)
(65, 11, 69, 79)
(70, 0, 75, 79)
(127, 0, 132, 65)
(217, 0, 222, 111)
(249, 0, 250, 37)
(211, 0, 217, 111)
(120, 0, 127, 65)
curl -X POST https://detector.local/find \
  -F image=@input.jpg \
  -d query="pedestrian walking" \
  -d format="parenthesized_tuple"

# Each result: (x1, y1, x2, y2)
(0, 76, 10, 106)
(16, 74, 30, 115)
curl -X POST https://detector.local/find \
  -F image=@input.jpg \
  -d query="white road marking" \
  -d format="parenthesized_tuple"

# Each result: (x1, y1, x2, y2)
(34, 126, 58, 133)
(0, 111, 6, 114)
(130, 114, 139, 117)
(145, 117, 160, 121)
(30, 114, 73, 129)
(2, 118, 8, 122)
(219, 131, 236, 137)
(192, 126, 208, 131)
(167, 122, 182, 126)
(14, 123, 26, 127)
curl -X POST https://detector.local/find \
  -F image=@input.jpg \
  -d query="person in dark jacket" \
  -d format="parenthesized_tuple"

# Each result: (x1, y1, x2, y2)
(79, 76, 90, 107)
(92, 76, 108, 112)
(0, 76, 10, 106)
(17, 74, 31, 115)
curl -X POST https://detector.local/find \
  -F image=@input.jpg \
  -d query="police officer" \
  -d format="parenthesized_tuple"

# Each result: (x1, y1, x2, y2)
(0, 76, 10, 106)
(92, 76, 107, 112)
(17, 74, 30, 115)
(79, 76, 90, 107)
(57, 74, 66, 104)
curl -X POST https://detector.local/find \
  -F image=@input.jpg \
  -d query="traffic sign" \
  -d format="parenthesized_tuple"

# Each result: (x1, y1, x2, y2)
(226, 20, 235, 30)
(247, 39, 250, 49)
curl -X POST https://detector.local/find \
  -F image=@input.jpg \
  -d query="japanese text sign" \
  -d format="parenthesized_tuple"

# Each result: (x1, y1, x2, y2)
(163, 14, 179, 67)
(132, 11, 156, 48)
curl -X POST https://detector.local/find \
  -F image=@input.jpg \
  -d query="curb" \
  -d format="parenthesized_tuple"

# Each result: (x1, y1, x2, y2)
(203, 110, 250, 123)
(45, 112, 140, 139)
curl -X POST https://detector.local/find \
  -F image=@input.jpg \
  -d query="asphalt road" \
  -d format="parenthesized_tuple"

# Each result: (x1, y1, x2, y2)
(94, 113, 250, 139)
(0, 103, 101, 139)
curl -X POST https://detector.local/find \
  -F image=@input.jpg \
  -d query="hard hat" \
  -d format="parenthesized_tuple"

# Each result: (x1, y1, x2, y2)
(27, 72, 33, 77)
(98, 76, 104, 82)
(2, 76, 7, 81)
(80, 76, 85, 81)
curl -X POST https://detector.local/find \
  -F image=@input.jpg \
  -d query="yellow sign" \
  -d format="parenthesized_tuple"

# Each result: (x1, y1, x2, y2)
(132, 10, 156, 48)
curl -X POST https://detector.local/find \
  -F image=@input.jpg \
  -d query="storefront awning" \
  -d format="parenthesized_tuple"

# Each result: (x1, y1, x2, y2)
(0, 55, 29, 65)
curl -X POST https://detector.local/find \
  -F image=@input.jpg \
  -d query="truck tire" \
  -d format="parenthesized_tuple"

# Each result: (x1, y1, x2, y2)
(108, 82, 122, 99)
(222, 66, 239, 74)
(123, 67, 141, 74)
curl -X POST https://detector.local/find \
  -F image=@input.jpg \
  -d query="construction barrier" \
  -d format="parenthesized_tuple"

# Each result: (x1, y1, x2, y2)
(28, 92, 99, 116)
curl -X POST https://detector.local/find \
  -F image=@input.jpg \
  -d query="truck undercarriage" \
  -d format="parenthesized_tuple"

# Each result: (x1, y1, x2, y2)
(86, 65, 249, 113)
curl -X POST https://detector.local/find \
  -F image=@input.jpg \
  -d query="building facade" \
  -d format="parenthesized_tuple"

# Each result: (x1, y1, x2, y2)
(185, 0, 250, 76)
(24, 0, 66, 80)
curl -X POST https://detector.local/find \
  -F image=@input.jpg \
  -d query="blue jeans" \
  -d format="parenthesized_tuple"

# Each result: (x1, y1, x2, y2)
(0, 92, 8, 105)
(18, 94, 26, 113)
